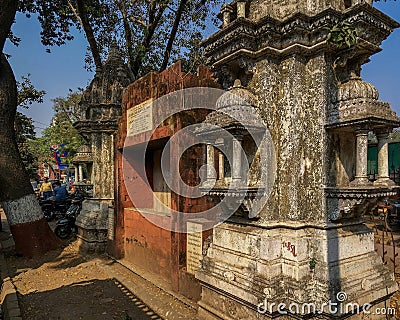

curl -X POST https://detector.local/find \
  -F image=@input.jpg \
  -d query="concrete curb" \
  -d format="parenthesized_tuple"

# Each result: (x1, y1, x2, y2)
(0, 252, 22, 320)
(0, 209, 22, 320)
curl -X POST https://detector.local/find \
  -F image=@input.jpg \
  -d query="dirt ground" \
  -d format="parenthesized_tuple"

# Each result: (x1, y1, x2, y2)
(2, 211, 400, 319)
(6, 239, 400, 320)
(4, 240, 161, 320)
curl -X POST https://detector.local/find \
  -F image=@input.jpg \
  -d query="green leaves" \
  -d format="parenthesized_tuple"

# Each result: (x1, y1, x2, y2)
(17, 0, 222, 76)
(28, 89, 85, 167)
(326, 21, 359, 49)
(17, 74, 46, 109)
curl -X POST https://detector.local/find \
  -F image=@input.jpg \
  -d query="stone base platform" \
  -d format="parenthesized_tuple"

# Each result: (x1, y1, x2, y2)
(196, 222, 398, 319)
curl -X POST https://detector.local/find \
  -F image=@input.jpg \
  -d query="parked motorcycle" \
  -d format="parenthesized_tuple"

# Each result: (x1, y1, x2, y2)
(54, 192, 84, 239)
(383, 198, 400, 231)
(39, 198, 71, 221)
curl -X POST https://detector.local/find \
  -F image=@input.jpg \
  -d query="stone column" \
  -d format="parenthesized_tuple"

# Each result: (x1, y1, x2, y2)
(204, 143, 216, 187)
(231, 135, 243, 187)
(237, 2, 246, 18)
(78, 164, 84, 182)
(374, 129, 395, 186)
(350, 128, 370, 186)
(218, 152, 225, 180)
(74, 165, 78, 181)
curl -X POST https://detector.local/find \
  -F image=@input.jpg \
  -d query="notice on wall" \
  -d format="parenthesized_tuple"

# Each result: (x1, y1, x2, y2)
(127, 99, 153, 136)
(186, 221, 203, 274)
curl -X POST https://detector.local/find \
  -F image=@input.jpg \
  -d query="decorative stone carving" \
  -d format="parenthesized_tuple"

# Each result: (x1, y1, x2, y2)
(196, 1, 399, 319)
(73, 41, 133, 253)
(338, 77, 379, 101)
(72, 144, 92, 164)
(203, 4, 398, 83)
(75, 199, 110, 253)
(74, 41, 133, 135)
(196, 80, 269, 219)
(326, 187, 397, 221)
(328, 76, 400, 126)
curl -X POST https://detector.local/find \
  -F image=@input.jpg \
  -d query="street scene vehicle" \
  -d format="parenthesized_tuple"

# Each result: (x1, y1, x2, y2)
(54, 191, 84, 239)
(30, 181, 40, 197)
(382, 198, 400, 231)
(39, 197, 71, 221)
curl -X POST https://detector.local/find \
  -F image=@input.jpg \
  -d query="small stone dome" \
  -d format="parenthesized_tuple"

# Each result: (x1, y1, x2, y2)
(73, 144, 93, 163)
(201, 79, 264, 129)
(216, 79, 258, 110)
(338, 78, 379, 102)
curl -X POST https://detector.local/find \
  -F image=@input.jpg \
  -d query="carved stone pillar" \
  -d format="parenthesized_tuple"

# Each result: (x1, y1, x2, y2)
(231, 135, 243, 187)
(218, 152, 225, 180)
(374, 129, 395, 186)
(350, 128, 370, 186)
(78, 164, 84, 182)
(198, 1, 399, 318)
(73, 41, 133, 253)
(214, 139, 225, 181)
(237, 2, 246, 18)
(204, 143, 216, 187)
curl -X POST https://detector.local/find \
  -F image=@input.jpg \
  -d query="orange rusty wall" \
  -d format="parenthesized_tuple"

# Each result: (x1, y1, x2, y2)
(112, 61, 221, 300)
(122, 145, 154, 209)
(124, 208, 174, 283)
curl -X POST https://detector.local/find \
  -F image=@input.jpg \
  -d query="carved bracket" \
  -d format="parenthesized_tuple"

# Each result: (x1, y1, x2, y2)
(326, 187, 398, 221)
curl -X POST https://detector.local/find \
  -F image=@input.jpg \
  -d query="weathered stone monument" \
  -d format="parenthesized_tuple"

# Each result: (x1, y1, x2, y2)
(74, 42, 133, 253)
(196, 0, 400, 318)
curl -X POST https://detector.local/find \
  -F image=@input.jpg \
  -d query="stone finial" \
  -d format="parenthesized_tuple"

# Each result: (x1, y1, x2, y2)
(220, 4, 234, 27)
(79, 39, 133, 107)
(106, 39, 121, 62)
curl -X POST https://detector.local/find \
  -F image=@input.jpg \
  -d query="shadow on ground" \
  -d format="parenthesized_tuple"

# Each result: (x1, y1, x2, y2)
(18, 278, 160, 320)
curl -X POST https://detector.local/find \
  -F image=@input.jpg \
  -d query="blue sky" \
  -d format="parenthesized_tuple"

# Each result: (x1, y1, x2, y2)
(4, 2, 400, 135)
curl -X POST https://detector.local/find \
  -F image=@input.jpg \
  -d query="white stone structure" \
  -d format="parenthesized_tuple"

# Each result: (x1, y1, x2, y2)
(196, 0, 400, 318)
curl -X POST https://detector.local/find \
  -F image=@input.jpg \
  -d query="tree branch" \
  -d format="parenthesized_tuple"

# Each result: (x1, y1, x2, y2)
(131, 0, 170, 77)
(116, 0, 136, 71)
(160, 0, 188, 71)
(0, 0, 18, 52)
(68, 1, 84, 29)
(76, 0, 103, 71)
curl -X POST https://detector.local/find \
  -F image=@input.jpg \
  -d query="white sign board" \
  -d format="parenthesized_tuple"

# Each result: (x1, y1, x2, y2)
(186, 222, 203, 274)
(127, 99, 153, 136)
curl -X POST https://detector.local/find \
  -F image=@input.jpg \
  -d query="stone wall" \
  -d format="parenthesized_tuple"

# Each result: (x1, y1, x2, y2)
(250, 55, 329, 222)
(111, 61, 220, 300)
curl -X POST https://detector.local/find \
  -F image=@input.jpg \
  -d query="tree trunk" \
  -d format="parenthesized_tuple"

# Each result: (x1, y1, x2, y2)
(0, 1, 61, 256)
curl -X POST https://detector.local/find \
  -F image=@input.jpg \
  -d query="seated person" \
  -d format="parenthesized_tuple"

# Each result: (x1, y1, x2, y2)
(50, 181, 68, 203)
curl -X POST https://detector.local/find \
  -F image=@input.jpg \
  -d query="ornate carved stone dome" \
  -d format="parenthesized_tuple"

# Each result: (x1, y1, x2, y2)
(216, 79, 258, 110)
(338, 78, 379, 102)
